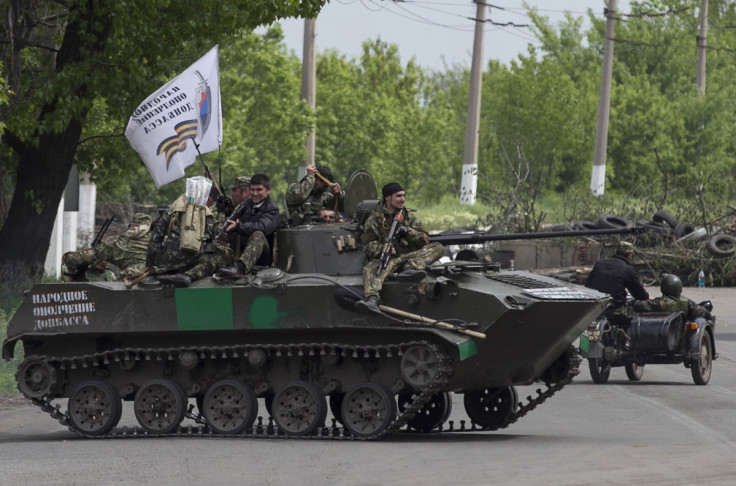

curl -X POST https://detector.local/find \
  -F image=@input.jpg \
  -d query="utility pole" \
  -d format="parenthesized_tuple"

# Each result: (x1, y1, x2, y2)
(300, 18, 317, 180)
(590, 0, 617, 197)
(460, 0, 486, 205)
(696, 0, 708, 95)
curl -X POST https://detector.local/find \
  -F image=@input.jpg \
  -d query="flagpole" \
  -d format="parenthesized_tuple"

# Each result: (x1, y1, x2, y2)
(194, 141, 222, 196)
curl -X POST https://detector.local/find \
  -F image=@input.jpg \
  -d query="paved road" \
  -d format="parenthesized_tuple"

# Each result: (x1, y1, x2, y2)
(1, 286, 734, 486)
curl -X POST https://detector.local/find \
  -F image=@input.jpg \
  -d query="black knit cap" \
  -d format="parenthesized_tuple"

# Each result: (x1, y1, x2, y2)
(382, 182, 404, 198)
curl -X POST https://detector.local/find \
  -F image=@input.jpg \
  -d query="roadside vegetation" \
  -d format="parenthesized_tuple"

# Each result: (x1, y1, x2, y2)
(0, 291, 24, 396)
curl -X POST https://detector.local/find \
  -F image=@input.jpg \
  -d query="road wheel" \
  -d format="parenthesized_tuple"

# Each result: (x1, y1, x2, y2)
(202, 380, 258, 434)
(342, 383, 396, 438)
(625, 363, 644, 381)
(399, 391, 453, 433)
(463, 386, 518, 429)
(272, 381, 327, 436)
(134, 379, 188, 434)
(67, 381, 122, 436)
(588, 358, 611, 384)
(691, 332, 713, 385)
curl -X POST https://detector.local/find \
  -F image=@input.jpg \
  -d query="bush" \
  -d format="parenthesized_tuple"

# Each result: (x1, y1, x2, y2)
(0, 290, 24, 396)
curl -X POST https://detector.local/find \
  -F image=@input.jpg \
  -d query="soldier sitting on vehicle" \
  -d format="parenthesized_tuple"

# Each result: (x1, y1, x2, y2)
(634, 274, 712, 321)
(146, 179, 226, 287)
(285, 164, 345, 225)
(218, 173, 280, 278)
(356, 182, 444, 313)
(62, 213, 152, 281)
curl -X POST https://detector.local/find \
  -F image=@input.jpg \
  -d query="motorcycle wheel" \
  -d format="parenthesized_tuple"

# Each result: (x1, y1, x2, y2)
(625, 363, 644, 381)
(588, 358, 611, 384)
(691, 331, 713, 386)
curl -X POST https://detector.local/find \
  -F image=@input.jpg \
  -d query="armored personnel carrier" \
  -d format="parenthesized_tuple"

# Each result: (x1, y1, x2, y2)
(3, 171, 611, 439)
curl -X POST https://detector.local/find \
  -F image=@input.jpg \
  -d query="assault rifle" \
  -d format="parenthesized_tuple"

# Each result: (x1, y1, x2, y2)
(63, 215, 116, 281)
(216, 203, 247, 240)
(92, 216, 116, 247)
(376, 209, 405, 276)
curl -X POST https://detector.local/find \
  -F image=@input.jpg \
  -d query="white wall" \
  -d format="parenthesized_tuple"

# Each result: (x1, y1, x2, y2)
(43, 197, 65, 278)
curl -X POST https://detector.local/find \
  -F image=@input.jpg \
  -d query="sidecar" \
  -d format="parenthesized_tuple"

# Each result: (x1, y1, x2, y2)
(579, 305, 717, 385)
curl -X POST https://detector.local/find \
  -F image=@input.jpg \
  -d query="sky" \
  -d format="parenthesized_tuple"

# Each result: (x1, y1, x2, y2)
(266, 0, 632, 71)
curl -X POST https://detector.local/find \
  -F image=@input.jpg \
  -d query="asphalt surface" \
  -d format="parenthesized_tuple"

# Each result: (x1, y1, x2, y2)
(1, 286, 734, 486)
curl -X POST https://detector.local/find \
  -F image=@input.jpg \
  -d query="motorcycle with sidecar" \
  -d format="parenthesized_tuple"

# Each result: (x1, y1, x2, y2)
(579, 301, 717, 385)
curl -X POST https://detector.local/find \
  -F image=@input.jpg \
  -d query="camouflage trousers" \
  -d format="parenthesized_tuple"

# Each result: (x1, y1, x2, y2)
(363, 242, 444, 300)
(184, 251, 232, 281)
(238, 231, 270, 273)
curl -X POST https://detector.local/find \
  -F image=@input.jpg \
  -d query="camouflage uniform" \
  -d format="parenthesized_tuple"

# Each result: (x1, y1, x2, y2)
(184, 200, 235, 280)
(146, 195, 223, 281)
(360, 203, 444, 300)
(634, 296, 712, 321)
(62, 213, 152, 280)
(285, 174, 345, 225)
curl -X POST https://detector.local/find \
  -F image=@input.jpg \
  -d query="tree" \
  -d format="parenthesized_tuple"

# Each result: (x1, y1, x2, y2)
(0, 0, 327, 284)
(314, 39, 459, 204)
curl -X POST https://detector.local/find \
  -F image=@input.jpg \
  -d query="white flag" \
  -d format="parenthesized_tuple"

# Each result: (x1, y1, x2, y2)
(125, 45, 222, 188)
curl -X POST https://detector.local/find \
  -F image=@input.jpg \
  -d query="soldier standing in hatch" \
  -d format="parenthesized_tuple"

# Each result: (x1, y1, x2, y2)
(585, 241, 650, 326)
(218, 173, 280, 277)
(318, 207, 337, 224)
(62, 213, 152, 281)
(356, 182, 444, 313)
(285, 164, 345, 225)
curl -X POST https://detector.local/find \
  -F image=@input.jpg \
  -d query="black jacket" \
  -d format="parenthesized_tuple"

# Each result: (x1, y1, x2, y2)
(585, 254, 649, 308)
(230, 196, 280, 250)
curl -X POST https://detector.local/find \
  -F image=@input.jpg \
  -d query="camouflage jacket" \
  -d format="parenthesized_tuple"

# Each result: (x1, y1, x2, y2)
(209, 201, 234, 259)
(633, 295, 712, 321)
(93, 227, 150, 277)
(63, 225, 151, 279)
(146, 194, 217, 270)
(285, 174, 345, 225)
(360, 203, 430, 261)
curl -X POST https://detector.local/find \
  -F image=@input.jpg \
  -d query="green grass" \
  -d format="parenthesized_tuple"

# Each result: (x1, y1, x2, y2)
(417, 196, 495, 232)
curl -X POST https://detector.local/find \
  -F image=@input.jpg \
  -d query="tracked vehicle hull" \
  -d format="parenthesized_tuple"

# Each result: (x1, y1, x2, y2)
(4, 168, 612, 439)
(4, 262, 608, 439)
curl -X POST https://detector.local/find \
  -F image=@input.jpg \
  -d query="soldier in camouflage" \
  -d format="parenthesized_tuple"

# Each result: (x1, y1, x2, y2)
(227, 176, 251, 209)
(218, 173, 281, 277)
(182, 185, 236, 282)
(357, 182, 444, 313)
(285, 165, 345, 225)
(147, 188, 225, 287)
(62, 213, 152, 281)
(634, 274, 712, 321)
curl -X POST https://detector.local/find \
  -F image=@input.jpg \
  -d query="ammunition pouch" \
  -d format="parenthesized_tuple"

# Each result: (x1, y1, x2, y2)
(180, 202, 207, 253)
